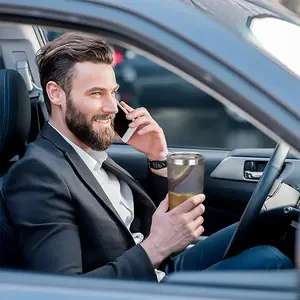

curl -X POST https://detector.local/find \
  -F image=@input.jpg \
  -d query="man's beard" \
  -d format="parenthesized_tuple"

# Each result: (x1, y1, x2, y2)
(65, 96, 115, 151)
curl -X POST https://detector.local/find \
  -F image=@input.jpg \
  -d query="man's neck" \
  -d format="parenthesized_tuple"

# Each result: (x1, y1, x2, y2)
(48, 118, 90, 152)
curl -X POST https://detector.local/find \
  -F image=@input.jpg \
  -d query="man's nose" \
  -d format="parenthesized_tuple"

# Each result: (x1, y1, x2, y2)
(102, 95, 118, 114)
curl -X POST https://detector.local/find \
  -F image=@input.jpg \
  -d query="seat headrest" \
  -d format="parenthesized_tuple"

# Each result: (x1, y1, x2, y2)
(0, 69, 31, 163)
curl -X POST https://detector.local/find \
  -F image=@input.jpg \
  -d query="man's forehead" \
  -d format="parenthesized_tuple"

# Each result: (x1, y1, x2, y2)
(72, 61, 117, 88)
(74, 61, 115, 76)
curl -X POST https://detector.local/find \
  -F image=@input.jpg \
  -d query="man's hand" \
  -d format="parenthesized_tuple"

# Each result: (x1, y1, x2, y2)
(141, 194, 205, 268)
(120, 102, 168, 161)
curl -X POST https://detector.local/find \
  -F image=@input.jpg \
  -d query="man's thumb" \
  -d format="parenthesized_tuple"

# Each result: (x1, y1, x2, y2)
(156, 195, 169, 213)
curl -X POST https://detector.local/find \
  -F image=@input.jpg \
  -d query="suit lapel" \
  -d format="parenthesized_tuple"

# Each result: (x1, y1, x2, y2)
(39, 123, 133, 239)
(103, 157, 156, 236)
(103, 157, 156, 210)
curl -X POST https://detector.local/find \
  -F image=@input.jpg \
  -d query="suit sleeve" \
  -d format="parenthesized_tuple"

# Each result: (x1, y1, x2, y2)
(4, 158, 157, 281)
(146, 167, 168, 206)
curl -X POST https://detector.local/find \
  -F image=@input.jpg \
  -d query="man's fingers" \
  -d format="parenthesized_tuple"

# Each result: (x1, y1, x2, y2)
(120, 101, 134, 113)
(126, 107, 150, 120)
(191, 215, 204, 229)
(194, 225, 205, 238)
(137, 123, 162, 135)
(185, 204, 205, 222)
(156, 195, 169, 214)
(129, 116, 152, 128)
(171, 194, 205, 214)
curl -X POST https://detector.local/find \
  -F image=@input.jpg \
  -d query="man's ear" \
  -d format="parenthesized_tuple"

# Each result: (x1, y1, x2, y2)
(46, 81, 66, 108)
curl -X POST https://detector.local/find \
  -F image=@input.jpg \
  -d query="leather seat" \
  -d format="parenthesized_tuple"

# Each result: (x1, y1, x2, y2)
(0, 69, 31, 268)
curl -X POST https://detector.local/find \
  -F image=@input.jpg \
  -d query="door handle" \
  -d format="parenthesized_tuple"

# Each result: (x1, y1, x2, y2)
(244, 170, 263, 180)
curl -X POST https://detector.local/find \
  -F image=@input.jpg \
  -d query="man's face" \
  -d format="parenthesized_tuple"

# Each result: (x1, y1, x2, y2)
(64, 62, 119, 151)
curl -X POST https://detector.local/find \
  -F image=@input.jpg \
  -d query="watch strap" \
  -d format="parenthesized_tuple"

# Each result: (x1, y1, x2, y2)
(148, 158, 167, 170)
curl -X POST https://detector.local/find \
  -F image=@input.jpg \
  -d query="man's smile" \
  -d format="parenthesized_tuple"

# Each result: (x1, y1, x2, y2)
(95, 119, 110, 124)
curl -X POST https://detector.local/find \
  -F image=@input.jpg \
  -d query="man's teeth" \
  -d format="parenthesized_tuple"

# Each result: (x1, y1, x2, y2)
(96, 119, 109, 123)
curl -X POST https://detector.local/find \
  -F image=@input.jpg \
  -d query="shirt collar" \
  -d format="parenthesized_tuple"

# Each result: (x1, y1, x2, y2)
(49, 123, 107, 171)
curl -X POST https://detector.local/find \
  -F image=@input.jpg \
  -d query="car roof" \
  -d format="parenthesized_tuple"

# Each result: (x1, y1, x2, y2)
(182, 0, 300, 33)
(184, 0, 278, 34)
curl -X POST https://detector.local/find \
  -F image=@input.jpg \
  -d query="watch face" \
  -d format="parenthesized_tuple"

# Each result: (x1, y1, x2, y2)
(149, 160, 167, 169)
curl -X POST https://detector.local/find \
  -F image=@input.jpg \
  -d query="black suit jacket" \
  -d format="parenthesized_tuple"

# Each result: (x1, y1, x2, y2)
(4, 123, 168, 281)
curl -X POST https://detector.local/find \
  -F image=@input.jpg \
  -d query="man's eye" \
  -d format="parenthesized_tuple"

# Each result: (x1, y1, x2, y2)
(92, 92, 102, 96)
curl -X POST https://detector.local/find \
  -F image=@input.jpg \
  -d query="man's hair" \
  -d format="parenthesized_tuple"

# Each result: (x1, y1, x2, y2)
(36, 32, 114, 114)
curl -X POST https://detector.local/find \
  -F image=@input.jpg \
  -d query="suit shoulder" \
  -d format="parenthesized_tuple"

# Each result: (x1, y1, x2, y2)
(4, 139, 69, 192)
(9, 139, 64, 173)
(4, 140, 72, 210)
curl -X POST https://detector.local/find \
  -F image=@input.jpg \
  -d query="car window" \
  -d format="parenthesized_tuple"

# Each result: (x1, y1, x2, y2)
(44, 29, 275, 149)
(249, 17, 300, 78)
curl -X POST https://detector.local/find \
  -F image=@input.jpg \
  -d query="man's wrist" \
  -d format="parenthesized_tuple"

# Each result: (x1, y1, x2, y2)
(141, 237, 166, 268)
(147, 157, 168, 177)
(147, 150, 168, 162)
(147, 156, 167, 161)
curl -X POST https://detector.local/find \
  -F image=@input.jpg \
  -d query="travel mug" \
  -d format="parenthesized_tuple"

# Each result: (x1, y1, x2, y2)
(167, 152, 205, 210)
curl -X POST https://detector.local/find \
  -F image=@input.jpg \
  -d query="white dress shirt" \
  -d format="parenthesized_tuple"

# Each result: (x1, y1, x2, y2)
(50, 124, 165, 281)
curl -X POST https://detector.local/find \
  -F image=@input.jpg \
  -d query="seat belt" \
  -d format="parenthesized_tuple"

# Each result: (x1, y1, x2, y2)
(17, 60, 49, 142)
(17, 60, 49, 130)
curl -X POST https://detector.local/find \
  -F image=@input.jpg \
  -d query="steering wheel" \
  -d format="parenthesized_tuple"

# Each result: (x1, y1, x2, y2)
(223, 142, 290, 259)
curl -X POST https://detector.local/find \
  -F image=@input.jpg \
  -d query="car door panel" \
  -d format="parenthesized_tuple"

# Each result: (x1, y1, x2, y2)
(107, 144, 247, 234)
(107, 144, 228, 184)
(0, 270, 297, 300)
(108, 144, 300, 235)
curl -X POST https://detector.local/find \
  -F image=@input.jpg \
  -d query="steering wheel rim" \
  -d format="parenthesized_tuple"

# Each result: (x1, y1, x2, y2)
(223, 142, 290, 260)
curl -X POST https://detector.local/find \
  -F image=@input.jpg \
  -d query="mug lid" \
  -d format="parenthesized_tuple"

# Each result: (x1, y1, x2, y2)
(167, 152, 205, 166)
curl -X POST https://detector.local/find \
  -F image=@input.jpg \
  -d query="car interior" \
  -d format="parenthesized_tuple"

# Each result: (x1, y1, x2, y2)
(0, 21, 299, 287)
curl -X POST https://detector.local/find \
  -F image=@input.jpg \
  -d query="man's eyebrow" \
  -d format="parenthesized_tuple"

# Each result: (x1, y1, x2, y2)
(86, 85, 120, 93)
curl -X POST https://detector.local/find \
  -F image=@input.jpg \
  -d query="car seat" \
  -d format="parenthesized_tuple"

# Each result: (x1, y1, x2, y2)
(0, 69, 31, 268)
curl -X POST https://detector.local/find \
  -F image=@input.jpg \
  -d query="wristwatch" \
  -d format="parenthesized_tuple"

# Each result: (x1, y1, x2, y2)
(148, 158, 168, 170)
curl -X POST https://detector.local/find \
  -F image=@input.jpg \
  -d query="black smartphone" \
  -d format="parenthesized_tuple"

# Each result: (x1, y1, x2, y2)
(114, 102, 136, 143)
